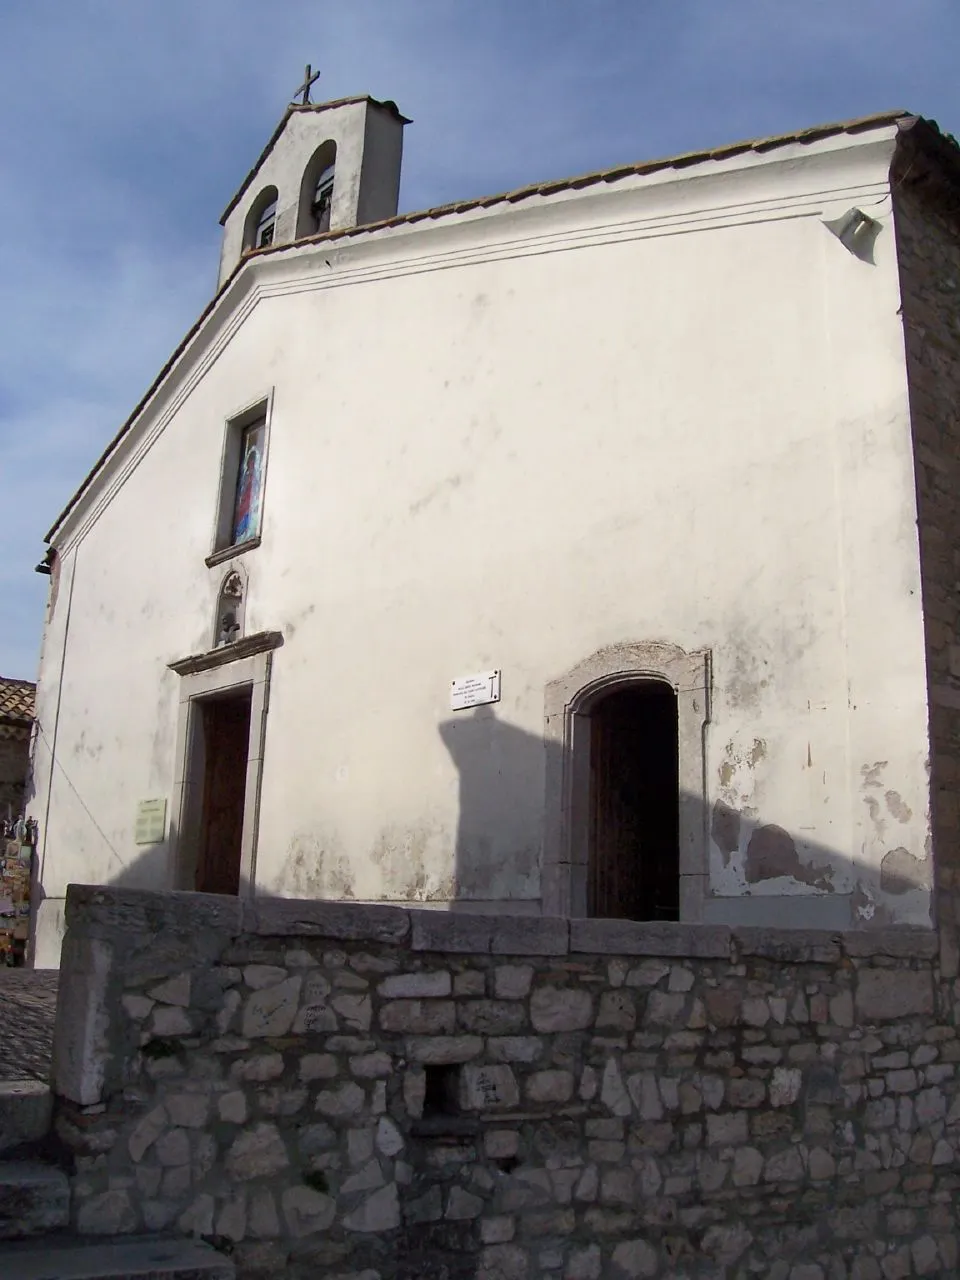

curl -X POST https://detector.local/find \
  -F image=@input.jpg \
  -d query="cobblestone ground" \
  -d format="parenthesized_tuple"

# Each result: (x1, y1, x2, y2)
(0, 970, 58, 1081)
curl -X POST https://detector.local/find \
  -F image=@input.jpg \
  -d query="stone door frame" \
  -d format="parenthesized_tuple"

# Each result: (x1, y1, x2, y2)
(542, 641, 712, 920)
(168, 632, 281, 897)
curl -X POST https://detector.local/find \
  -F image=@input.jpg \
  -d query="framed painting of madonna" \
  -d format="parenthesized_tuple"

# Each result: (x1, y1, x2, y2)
(207, 394, 273, 567)
(232, 419, 265, 545)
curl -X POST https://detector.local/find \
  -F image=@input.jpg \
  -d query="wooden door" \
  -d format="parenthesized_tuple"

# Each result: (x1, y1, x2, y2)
(196, 692, 251, 895)
(589, 706, 645, 918)
(587, 685, 679, 921)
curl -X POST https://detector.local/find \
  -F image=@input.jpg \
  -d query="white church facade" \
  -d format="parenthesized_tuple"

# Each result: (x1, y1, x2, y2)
(26, 93, 960, 967)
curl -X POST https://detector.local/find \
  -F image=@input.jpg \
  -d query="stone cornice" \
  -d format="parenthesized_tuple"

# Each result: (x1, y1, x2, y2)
(167, 630, 283, 677)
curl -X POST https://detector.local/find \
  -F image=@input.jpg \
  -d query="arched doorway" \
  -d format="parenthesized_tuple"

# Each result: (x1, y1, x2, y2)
(588, 682, 679, 921)
(542, 641, 711, 921)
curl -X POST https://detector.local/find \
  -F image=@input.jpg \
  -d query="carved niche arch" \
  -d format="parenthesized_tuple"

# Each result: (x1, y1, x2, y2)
(542, 641, 711, 921)
(214, 567, 247, 649)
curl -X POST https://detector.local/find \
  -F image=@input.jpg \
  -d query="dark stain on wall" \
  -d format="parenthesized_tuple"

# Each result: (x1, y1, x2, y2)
(880, 846, 929, 895)
(711, 800, 741, 865)
(408, 473, 465, 517)
(744, 824, 834, 892)
(885, 790, 913, 823)
(279, 831, 355, 900)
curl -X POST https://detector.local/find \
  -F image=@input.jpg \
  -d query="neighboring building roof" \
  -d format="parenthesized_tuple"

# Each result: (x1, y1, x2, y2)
(45, 109, 960, 544)
(0, 678, 35, 740)
(220, 96, 412, 225)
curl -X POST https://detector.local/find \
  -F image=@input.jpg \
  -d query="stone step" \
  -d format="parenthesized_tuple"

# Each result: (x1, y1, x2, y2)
(0, 1235, 235, 1279)
(0, 1160, 70, 1239)
(0, 1082, 52, 1154)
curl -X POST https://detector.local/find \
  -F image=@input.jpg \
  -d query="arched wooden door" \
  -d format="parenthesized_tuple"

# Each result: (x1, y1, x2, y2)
(587, 682, 680, 921)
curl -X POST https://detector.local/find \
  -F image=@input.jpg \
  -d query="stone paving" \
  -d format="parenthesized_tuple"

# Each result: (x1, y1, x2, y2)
(0, 971, 58, 1082)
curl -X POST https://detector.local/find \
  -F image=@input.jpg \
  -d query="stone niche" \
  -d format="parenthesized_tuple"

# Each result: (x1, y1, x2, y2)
(50, 886, 956, 1279)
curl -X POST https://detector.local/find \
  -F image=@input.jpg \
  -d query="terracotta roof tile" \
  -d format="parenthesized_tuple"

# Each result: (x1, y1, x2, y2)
(240, 108, 918, 255)
(0, 679, 35, 726)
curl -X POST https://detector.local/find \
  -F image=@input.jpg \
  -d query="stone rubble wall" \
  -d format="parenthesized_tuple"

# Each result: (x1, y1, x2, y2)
(0, 730, 31, 822)
(50, 886, 958, 1280)
(896, 172, 960, 969)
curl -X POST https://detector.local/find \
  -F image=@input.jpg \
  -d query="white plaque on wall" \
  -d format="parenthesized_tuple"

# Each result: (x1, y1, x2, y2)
(450, 669, 501, 711)
(134, 798, 167, 846)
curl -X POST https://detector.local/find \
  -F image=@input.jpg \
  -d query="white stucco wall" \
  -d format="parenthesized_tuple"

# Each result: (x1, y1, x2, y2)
(30, 125, 933, 966)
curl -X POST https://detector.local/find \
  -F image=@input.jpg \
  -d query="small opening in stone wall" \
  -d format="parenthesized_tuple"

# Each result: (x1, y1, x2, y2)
(423, 1064, 461, 1118)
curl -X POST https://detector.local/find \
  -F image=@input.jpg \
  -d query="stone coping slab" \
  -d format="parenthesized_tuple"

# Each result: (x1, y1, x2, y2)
(0, 1234, 234, 1279)
(63, 885, 940, 962)
(0, 1160, 69, 1240)
(0, 1081, 52, 1154)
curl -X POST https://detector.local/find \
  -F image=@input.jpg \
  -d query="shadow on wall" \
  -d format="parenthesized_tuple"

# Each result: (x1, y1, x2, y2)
(438, 703, 932, 931)
(438, 706, 545, 907)
(31, 698, 933, 960)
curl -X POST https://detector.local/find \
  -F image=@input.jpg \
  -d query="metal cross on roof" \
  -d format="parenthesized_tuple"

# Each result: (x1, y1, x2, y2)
(292, 64, 321, 106)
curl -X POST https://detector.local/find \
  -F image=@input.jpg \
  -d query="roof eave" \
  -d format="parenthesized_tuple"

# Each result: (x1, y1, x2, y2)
(241, 109, 915, 262)
(892, 114, 960, 199)
(44, 260, 246, 544)
(47, 109, 955, 548)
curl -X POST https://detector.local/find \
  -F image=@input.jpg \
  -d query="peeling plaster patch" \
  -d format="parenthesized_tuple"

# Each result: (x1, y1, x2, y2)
(744, 825, 834, 892)
(880, 847, 930, 895)
(717, 739, 767, 804)
(852, 883, 876, 922)
(861, 761, 888, 788)
(861, 761, 890, 840)
(864, 795, 885, 839)
(719, 739, 766, 774)
(711, 801, 741, 866)
(885, 790, 913, 823)
(853, 882, 894, 925)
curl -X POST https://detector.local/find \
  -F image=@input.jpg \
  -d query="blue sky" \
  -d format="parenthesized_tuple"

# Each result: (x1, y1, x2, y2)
(2, 0, 959, 679)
